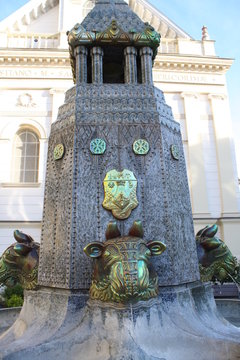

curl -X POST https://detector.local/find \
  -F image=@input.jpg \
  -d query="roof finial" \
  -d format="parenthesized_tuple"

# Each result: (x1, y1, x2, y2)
(202, 25, 210, 40)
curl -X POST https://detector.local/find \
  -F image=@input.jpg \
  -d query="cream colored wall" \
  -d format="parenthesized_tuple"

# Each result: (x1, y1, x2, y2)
(0, 223, 41, 255)
(0, 75, 72, 255)
(155, 75, 240, 259)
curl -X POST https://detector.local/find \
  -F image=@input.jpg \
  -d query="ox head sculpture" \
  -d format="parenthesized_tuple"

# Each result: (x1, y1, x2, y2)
(84, 221, 166, 303)
(0, 230, 39, 290)
(196, 224, 239, 284)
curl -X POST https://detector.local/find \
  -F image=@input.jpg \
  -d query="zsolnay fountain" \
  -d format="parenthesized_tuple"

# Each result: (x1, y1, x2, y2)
(0, 1, 239, 359)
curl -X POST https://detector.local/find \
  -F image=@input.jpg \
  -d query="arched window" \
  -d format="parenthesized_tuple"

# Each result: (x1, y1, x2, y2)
(82, 0, 96, 18)
(12, 129, 39, 183)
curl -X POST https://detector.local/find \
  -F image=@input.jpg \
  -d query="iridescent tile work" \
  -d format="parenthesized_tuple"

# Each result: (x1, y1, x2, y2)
(90, 138, 106, 154)
(102, 169, 138, 220)
(133, 139, 150, 155)
(53, 143, 65, 160)
(170, 144, 179, 160)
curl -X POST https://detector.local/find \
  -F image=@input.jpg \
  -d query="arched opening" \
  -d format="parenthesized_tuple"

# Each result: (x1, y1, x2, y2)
(103, 47, 125, 84)
(12, 129, 40, 183)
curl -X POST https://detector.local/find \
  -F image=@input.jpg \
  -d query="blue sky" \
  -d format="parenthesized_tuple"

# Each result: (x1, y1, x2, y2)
(1, 0, 240, 171)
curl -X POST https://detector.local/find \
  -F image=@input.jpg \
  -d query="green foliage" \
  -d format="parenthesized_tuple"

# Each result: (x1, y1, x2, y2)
(2, 284, 24, 308)
(6, 294, 23, 308)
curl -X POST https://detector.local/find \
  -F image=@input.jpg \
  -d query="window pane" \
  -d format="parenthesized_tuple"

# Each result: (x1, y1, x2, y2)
(26, 143, 37, 156)
(25, 157, 36, 171)
(18, 132, 27, 143)
(20, 171, 25, 183)
(24, 171, 35, 182)
(26, 132, 37, 143)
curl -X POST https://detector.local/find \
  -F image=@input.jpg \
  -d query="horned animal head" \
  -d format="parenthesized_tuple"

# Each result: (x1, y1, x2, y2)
(196, 224, 239, 284)
(84, 221, 166, 303)
(0, 230, 39, 290)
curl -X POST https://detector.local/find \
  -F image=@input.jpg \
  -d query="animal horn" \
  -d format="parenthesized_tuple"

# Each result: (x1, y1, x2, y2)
(14, 243, 32, 256)
(196, 226, 209, 237)
(14, 230, 34, 244)
(129, 220, 143, 238)
(198, 224, 218, 238)
(105, 222, 121, 240)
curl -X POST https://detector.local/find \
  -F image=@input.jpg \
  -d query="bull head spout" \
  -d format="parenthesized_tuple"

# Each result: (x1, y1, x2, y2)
(0, 230, 39, 290)
(196, 224, 240, 284)
(84, 221, 166, 304)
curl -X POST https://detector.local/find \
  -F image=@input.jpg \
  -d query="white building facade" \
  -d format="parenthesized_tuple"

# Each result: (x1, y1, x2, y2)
(0, 0, 239, 258)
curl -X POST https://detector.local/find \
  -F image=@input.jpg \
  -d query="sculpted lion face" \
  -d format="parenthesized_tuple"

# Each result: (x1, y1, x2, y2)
(84, 221, 166, 303)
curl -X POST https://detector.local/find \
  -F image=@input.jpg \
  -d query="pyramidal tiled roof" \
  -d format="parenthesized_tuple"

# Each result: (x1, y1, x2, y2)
(81, 0, 146, 33)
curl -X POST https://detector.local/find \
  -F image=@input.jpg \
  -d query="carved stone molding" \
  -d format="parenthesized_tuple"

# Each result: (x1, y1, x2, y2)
(181, 92, 199, 100)
(49, 88, 66, 95)
(208, 94, 227, 101)
(16, 93, 36, 107)
(154, 54, 232, 74)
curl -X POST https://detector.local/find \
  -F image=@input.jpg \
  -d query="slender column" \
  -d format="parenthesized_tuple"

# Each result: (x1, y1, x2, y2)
(139, 46, 153, 84)
(208, 94, 240, 217)
(74, 46, 88, 84)
(90, 47, 104, 84)
(181, 92, 211, 218)
(124, 46, 137, 84)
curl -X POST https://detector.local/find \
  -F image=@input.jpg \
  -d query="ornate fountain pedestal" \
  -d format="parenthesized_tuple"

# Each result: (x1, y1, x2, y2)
(0, 1, 239, 358)
(0, 283, 240, 360)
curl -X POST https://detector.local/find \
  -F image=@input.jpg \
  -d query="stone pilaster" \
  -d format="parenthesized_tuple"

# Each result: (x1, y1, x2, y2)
(208, 94, 240, 217)
(90, 47, 104, 84)
(181, 92, 211, 218)
(74, 46, 88, 84)
(139, 47, 153, 84)
(49, 88, 66, 122)
(124, 46, 137, 84)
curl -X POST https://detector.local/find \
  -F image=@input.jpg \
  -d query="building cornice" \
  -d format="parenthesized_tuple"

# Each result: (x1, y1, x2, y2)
(154, 54, 234, 74)
(0, 49, 233, 74)
(0, 49, 70, 67)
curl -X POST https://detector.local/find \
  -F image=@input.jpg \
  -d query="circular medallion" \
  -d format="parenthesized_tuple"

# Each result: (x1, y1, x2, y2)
(90, 138, 106, 155)
(170, 144, 179, 160)
(53, 143, 65, 160)
(133, 139, 150, 155)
